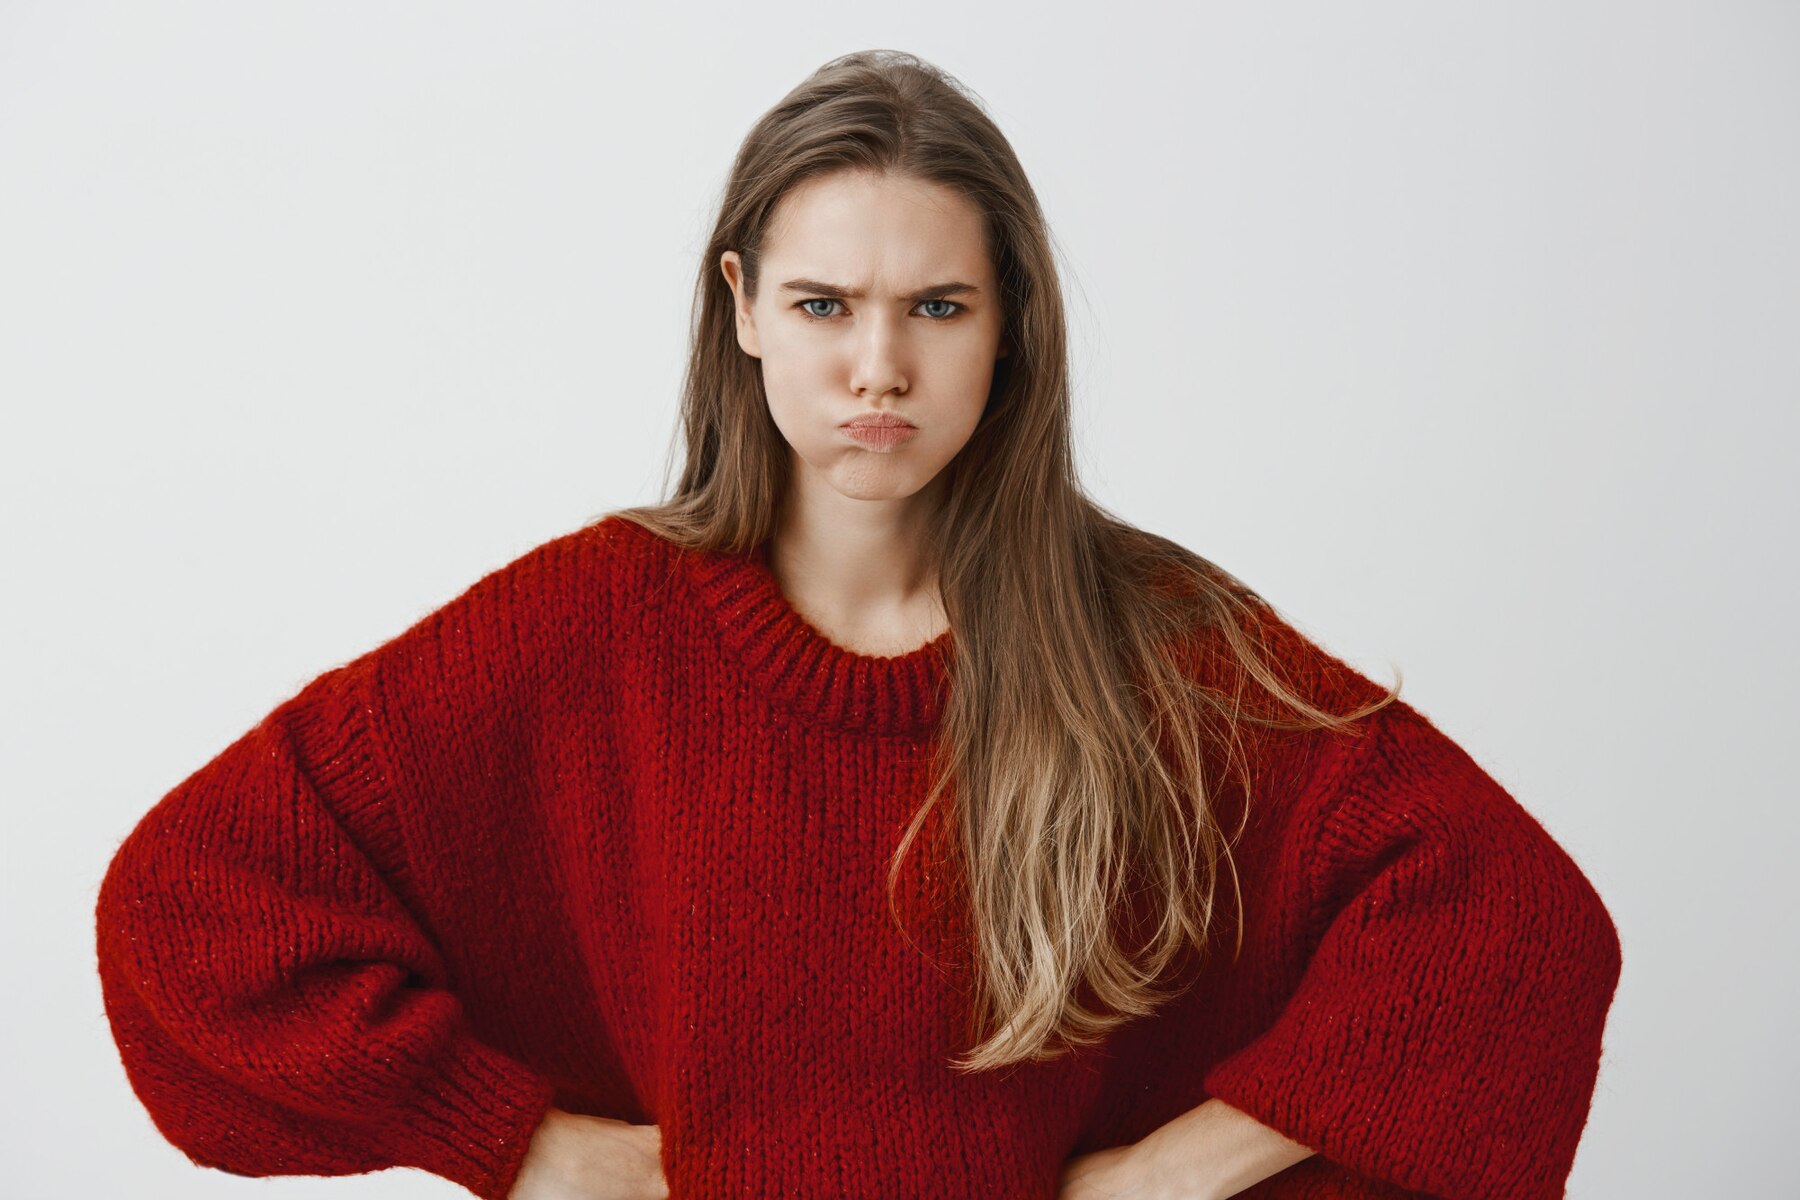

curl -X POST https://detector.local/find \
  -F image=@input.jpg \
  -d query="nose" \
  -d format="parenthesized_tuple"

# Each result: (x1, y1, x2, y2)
(847, 311, 909, 398)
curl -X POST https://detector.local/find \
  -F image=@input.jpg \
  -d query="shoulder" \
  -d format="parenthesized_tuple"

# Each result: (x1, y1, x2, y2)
(1321, 700, 1540, 848)
(340, 513, 678, 718)
(385, 514, 673, 650)
(457, 511, 671, 609)
(1125, 537, 1397, 724)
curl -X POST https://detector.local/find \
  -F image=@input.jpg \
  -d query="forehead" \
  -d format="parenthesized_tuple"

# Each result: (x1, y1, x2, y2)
(762, 171, 991, 285)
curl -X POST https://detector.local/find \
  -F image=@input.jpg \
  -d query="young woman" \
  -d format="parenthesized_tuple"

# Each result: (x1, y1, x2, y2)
(95, 51, 1622, 1200)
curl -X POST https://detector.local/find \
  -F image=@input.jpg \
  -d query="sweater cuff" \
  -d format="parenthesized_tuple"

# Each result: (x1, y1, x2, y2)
(388, 1031, 559, 1200)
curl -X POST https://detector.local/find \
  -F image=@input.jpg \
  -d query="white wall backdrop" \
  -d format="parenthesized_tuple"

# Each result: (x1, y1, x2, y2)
(4, 2, 1794, 1196)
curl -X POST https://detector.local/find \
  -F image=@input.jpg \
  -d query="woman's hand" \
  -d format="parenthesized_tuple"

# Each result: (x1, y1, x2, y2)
(507, 1106, 669, 1200)
(1055, 1139, 1168, 1200)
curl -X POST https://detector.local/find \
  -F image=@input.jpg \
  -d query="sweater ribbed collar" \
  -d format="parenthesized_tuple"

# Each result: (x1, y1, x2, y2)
(676, 533, 953, 738)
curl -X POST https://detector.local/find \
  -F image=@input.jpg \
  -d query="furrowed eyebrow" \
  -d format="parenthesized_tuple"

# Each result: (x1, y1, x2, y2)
(778, 278, 982, 301)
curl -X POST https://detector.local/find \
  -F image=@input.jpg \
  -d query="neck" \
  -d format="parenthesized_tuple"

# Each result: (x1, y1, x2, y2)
(767, 476, 949, 655)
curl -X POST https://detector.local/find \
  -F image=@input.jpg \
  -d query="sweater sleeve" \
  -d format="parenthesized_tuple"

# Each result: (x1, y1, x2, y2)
(1200, 704, 1623, 1200)
(93, 653, 557, 1200)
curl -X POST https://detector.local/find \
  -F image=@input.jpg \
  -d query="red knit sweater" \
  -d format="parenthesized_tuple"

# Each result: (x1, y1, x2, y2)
(94, 515, 1622, 1200)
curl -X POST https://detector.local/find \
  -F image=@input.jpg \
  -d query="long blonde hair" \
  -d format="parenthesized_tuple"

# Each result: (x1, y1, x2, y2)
(603, 49, 1400, 1071)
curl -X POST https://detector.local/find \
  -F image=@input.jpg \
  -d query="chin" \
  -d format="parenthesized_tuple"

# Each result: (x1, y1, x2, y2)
(824, 462, 939, 502)
(832, 480, 932, 503)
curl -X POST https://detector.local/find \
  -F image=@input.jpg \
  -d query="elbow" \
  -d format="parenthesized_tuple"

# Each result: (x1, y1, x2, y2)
(1534, 845, 1624, 1023)
(1561, 849, 1623, 995)
(1584, 880, 1624, 1010)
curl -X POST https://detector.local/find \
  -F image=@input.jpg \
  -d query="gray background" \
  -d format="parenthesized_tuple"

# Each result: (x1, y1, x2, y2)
(5, 2, 1794, 1196)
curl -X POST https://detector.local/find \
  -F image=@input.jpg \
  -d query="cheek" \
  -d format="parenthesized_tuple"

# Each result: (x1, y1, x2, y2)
(942, 339, 1003, 411)
(757, 363, 816, 435)
(757, 372, 832, 459)
(755, 329, 834, 397)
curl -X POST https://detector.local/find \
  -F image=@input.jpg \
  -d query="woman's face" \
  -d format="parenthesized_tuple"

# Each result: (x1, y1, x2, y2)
(720, 169, 1010, 507)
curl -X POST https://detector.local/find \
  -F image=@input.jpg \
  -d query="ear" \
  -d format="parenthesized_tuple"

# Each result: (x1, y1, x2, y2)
(720, 251, 762, 360)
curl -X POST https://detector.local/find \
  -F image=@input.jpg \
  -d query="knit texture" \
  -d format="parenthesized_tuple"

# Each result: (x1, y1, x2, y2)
(94, 516, 1622, 1199)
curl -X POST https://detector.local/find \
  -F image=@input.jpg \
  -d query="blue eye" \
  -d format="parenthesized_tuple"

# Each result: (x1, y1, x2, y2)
(794, 298, 966, 322)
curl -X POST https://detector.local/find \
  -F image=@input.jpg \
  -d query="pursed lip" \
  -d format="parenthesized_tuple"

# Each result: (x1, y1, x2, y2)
(841, 413, 917, 429)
